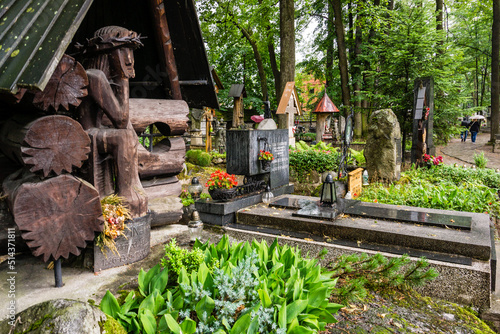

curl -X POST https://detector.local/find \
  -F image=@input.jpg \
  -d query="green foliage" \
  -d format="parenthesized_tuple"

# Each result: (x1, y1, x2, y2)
(327, 253, 438, 305)
(180, 190, 211, 207)
(358, 165, 500, 216)
(474, 152, 488, 169)
(349, 148, 365, 166)
(186, 150, 212, 167)
(100, 236, 342, 333)
(161, 239, 209, 282)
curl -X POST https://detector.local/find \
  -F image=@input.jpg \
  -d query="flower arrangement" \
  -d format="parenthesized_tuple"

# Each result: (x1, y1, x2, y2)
(205, 169, 238, 191)
(95, 195, 131, 256)
(423, 154, 443, 166)
(258, 150, 274, 161)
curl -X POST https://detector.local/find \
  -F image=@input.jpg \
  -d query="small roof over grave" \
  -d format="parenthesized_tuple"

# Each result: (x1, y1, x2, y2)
(313, 91, 339, 113)
(276, 82, 302, 115)
(228, 84, 246, 98)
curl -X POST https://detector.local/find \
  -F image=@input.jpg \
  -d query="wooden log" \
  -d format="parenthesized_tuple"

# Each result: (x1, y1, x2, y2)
(142, 176, 182, 200)
(101, 98, 189, 136)
(3, 169, 103, 262)
(138, 137, 185, 178)
(32, 54, 88, 112)
(0, 114, 91, 177)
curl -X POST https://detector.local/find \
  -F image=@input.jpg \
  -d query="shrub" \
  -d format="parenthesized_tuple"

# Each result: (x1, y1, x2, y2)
(100, 236, 342, 334)
(186, 149, 212, 167)
(474, 152, 488, 168)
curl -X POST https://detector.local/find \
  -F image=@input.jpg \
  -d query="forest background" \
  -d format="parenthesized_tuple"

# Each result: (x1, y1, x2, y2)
(195, 0, 497, 146)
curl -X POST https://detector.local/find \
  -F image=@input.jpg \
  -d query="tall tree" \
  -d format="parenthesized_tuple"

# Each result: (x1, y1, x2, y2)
(492, 0, 500, 143)
(280, 0, 296, 96)
(331, 0, 351, 110)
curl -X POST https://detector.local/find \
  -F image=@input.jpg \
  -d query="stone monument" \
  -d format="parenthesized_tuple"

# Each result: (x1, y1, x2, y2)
(189, 109, 204, 147)
(276, 82, 301, 147)
(364, 109, 402, 183)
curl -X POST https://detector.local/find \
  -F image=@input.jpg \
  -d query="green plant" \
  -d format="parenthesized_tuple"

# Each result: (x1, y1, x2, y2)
(474, 152, 488, 168)
(205, 170, 238, 191)
(186, 150, 212, 167)
(100, 236, 343, 333)
(328, 253, 438, 304)
(349, 148, 366, 166)
(161, 239, 209, 283)
(180, 190, 211, 207)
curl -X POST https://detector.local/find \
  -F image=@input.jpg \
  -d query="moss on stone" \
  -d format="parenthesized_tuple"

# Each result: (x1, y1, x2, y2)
(98, 316, 127, 334)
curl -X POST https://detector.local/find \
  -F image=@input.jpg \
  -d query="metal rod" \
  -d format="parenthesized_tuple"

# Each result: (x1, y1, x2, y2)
(54, 258, 63, 288)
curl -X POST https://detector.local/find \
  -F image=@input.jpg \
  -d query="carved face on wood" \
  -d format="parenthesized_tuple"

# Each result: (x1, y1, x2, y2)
(110, 47, 135, 79)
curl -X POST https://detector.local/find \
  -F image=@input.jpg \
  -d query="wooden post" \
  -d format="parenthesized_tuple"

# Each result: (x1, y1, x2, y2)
(232, 96, 244, 128)
(348, 168, 363, 198)
(149, 0, 182, 100)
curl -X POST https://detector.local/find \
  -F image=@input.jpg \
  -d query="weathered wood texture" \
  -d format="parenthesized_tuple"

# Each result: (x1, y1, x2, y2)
(101, 98, 189, 136)
(142, 176, 182, 199)
(32, 55, 89, 112)
(148, 0, 182, 100)
(0, 114, 91, 177)
(3, 170, 102, 262)
(138, 137, 185, 178)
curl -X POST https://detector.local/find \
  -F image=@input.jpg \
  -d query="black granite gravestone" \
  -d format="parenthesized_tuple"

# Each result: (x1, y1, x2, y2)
(226, 129, 289, 189)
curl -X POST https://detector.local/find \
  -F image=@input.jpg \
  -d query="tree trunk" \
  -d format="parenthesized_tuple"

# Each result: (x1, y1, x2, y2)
(137, 137, 185, 178)
(353, 1, 364, 139)
(326, 1, 335, 88)
(239, 26, 269, 101)
(491, 0, 500, 143)
(279, 0, 295, 97)
(331, 0, 351, 110)
(3, 169, 102, 262)
(0, 115, 91, 178)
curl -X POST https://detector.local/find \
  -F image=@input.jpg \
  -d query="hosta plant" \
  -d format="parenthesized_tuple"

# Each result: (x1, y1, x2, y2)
(100, 236, 342, 333)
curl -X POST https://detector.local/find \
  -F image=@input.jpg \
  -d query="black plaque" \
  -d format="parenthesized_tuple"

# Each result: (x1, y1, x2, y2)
(226, 129, 289, 189)
(94, 214, 151, 272)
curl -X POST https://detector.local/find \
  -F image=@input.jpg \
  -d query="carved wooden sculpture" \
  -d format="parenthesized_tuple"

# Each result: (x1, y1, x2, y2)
(0, 114, 91, 177)
(3, 169, 102, 262)
(75, 26, 148, 218)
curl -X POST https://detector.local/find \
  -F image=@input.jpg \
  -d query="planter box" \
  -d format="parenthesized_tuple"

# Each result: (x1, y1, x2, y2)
(94, 214, 151, 272)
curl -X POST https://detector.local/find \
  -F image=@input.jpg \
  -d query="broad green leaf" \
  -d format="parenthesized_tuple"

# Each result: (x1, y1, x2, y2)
(195, 295, 215, 322)
(288, 325, 315, 334)
(100, 291, 120, 318)
(309, 308, 337, 323)
(142, 264, 161, 295)
(286, 299, 309, 323)
(138, 293, 155, 316)
(325, 302, 343, 314)
(230, 313, 251, 334)
(279, 301, 287, 329)
(197, 262, 209, 285)
(307, 287, 329, 308)
(213, 330, 227, 334)
(181, 318, 197, 334)
(139, 309, 157, 334)
(150, 268, 169, 294)
(248, 314, 260, 334)
(172, 293, 184, 309)
(258, 286, 272, 308)
(165, 314, 182, 334)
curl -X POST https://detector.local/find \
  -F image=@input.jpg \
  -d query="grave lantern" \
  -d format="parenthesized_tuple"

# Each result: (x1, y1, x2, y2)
(188, 177, 203, 200)
(188, 210, 204, 243)
(320, 173, 336, 207)
(262, 185, 274, 204)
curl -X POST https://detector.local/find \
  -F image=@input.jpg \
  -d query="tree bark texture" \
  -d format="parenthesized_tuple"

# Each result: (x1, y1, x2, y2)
(3, 170, 102, 262)
(331, 0, 351, 109)
(326, 1, 335, 88)
(0, 114, 91, 177)
(491, 0, 500, 142)
(279, 0, 295, 97)
(138, 137, 185, 178)
(101, 98, 189, 136)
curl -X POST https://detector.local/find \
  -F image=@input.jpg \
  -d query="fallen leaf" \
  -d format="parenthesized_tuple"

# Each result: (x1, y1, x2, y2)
(304, 238, 313, 241)
(378, 313, 387, 319)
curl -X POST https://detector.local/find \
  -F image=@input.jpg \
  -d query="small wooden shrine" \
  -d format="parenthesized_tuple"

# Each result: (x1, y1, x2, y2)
(276, 82, 301, 146)
(0, 0, 218, 272)
(313, 91, 339, 143)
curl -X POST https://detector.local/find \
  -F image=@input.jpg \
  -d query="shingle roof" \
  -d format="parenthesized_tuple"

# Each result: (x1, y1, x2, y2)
(228, 84, 246, 97)
(0, 0, 93, 94)
(313, 92, 339, 113)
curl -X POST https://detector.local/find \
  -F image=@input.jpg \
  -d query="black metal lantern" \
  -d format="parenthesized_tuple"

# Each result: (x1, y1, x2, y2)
(320, 173, 336, 207)
(188, 177, 203, 200)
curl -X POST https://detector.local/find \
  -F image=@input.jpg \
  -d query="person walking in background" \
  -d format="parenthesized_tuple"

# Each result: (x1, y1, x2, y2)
(469, 119, 481, 143)
(460, 117, 469, 142)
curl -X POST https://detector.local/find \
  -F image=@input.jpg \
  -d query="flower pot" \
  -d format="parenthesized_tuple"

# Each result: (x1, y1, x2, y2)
(209, 187, 238, 202)
(260, 159, 272, 172)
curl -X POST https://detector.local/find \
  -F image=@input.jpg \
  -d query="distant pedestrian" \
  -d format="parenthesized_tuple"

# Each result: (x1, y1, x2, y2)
(469, 119, 481, 143)
(460, 118, 469, 142)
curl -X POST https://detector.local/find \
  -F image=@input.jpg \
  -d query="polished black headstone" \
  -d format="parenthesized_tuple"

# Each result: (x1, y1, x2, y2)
(226, 129, 289, 189)
(344, 201, 471, 230)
